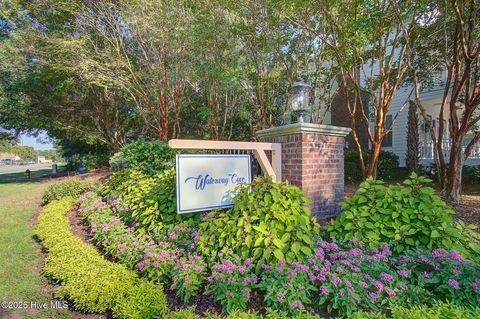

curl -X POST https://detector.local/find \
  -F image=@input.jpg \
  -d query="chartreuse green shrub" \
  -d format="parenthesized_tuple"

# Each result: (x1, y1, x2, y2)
(199, 176, 319, 268)
(42, 178, 90, 204)
(350, 302, 480, 319)
(109, 139, 175, 175)
(165, 308, 322, 319)
(326, 173, 480, 257)
(35, 198, 166, 319)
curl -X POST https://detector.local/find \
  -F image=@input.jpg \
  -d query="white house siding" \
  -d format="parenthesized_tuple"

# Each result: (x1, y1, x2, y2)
(381, 86, 413, 167)
(375, 82, 480, 167)
(385, 84, 446, 167)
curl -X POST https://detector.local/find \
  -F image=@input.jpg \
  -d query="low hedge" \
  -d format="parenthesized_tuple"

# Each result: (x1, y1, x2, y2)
(165, 303, 480, 319)
(35, 197, 167, 319)
(350, 302, 480, 319)
(164, 308, 322, 319)
(42, 178, 90, 204)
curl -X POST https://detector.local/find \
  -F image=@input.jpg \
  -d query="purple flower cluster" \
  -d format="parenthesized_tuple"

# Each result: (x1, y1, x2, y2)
(171, 252, 207, 302)
(161, 222, 201, 252)
(205, 258, 257, 312)
(287, 239, 417, 314)
(258, 259, 317, 315)
(390, 247, 480, 306)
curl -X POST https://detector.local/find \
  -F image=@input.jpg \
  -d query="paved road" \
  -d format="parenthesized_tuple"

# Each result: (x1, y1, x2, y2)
(0, 164, 53, 175)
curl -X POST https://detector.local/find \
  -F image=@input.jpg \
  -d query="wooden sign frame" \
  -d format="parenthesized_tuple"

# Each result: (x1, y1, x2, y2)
(168, 139, 281, 181)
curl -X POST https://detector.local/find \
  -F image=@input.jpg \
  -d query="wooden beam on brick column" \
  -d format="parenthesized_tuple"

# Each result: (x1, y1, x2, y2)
(168, 139, 281, 181)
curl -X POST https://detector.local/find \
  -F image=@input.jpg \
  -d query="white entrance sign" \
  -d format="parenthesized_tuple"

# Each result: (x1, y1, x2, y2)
(176, 154, 252, 214)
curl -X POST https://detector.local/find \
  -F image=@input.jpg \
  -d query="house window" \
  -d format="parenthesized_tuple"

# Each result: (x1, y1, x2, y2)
(382, 115, 393, 147)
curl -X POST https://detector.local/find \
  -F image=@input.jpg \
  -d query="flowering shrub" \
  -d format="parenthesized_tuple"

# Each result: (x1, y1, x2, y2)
(302, 238, 480, 315)
(205, 257, 258, 312)
(391, 248, 480, 307)
(308, 239, 428, 315)
(155, 222, 201, 253)
(36, 198, 167, 319)
(171, 253, 207, 302)
(259, 260, 317, 315)
(79, 192, 176, 281)
(76, 187, 480, 317)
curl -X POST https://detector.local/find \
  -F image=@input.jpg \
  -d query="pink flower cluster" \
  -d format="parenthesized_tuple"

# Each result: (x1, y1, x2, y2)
(205, 258, 257, 311)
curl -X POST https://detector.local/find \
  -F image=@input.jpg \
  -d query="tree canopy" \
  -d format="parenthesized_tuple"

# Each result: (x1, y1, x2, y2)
(0, 0, 478, 200)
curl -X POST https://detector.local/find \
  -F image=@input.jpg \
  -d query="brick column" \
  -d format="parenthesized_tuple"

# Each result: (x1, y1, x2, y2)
(256, 123, 351, 218)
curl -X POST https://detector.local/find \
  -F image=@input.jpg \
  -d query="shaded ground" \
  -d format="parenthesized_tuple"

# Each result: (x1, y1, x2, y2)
(451, 184, 480, 228)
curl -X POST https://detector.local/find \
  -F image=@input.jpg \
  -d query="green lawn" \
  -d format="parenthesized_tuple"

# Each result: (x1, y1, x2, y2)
(0, 177, 71, 318)
(0, 165, 67, 185)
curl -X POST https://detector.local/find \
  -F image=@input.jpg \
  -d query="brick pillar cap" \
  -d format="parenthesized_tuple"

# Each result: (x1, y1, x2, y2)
(256, 122, 352, 139)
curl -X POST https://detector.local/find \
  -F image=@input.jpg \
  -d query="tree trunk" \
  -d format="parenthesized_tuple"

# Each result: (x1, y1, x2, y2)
(366, 142, 381, 178)
(445, 139, 463, 203)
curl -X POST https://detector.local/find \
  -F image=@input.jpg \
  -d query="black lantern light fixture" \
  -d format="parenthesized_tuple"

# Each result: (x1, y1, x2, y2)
(288, 78, 311, 123)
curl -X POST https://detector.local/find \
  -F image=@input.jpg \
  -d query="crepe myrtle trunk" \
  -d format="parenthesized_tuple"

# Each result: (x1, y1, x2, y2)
(445, 138, 464, 204)
(365, 141, 382, 179)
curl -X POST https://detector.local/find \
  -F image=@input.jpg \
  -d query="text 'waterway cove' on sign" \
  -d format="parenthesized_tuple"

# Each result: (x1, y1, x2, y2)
(176, 154, 252, 214)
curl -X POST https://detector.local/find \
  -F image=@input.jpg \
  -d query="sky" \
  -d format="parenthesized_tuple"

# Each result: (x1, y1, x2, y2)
(19, 131, 54, 150)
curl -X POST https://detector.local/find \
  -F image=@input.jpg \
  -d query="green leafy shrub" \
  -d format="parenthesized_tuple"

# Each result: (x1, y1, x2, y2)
(344, 149, 401, 182)
(136, 168, 178, 227)
(42, 178, 90, 204)
(344, 148, 366, 182)
(326, 173, 480, 256)
(35, 198, 167, 319)
(65, 153, 110, 171)
(462, 166, 480, 184)
(376, 150, 401, 180)
(101, 169, 136, 197)
(102, 168, 195, 229)
(199, 176, 319, 268)
(110, 139, 175, 176)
